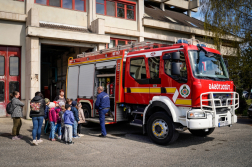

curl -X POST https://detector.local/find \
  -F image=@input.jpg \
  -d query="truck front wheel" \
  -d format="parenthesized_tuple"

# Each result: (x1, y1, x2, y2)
(189, 128, 215, 137)
(147, 112, 179, 145)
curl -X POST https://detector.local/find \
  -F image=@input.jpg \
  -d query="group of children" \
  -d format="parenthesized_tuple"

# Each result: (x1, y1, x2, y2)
(44, 98, 85, 145)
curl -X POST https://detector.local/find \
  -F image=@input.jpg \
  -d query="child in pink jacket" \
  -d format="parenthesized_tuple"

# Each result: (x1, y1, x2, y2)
(48, 102, 58, 141)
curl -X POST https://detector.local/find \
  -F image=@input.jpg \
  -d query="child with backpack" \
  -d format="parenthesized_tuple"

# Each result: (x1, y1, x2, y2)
(48, 102, 58, 141)
(64, 104, 75, 145)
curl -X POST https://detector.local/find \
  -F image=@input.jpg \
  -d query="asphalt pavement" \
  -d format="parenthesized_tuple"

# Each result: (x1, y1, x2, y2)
(0, 117, 251, 167)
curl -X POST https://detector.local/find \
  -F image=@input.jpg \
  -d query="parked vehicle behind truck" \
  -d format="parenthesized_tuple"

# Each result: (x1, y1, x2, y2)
(66, 39, 239, 145)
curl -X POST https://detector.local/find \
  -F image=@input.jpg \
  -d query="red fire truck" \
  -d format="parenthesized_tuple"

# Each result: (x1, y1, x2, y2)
(66, 39, 239, 145)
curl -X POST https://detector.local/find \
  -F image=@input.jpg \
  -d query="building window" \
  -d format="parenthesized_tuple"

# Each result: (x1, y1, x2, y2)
(63, 0, 73, 9)
(117, 3, 125, 18)
(127, 5, 134, 19)
(0, 82, 4, 102)
(35, 0, 86, 12)
(9, 82, 19, 100)
(75, 0, 85, 11)
(36, 0, 47, 5)
(96, 0, 136, 20)
(96, 0, 105, 14)
(9, 57, 19, 76)
(106, 1, 115, 16)
(0, 56, 4, 76)
(49, 0, 61, 7)
(130, 58, 147, 79)
(108, 38, 135, 48)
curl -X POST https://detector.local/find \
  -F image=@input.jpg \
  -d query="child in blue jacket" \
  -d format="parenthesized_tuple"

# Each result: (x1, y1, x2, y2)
(64, 104, 75, 145)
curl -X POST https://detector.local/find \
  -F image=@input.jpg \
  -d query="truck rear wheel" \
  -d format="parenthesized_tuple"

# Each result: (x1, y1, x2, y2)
(189, 128, 215, 137)
(82, 104, 91, 126)
(147, 112, 179, 145)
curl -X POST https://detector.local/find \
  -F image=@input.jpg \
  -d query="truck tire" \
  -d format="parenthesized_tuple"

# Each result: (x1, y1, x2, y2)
(189, 128, 215, 137)
(82, 104, 91, 127)
(147, 112, 179, 145)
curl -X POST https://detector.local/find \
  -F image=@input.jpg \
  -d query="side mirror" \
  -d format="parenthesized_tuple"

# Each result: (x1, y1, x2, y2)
(171, 52, 180, 61)
(163, 52, 180, 61)
(171, 62, 180, 76)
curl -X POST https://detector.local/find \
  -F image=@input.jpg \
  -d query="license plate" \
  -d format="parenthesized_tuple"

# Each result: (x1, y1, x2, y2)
(218, 121, 229, 127)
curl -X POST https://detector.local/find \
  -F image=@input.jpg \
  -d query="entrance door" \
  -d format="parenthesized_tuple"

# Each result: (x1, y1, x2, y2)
(0, 46, 21, 116)
(124, 56, 150, 105)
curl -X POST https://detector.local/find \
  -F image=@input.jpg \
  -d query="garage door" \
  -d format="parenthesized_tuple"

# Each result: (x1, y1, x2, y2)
(78, 64, 95, 98)
(67, 66, 79, 99)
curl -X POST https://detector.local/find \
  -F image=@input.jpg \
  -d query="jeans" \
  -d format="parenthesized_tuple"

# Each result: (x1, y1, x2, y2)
(55, 123, 62, 137)
(32, 116, 44, 140)
(12, 117, 22, 136)
(73, 121, 78, 137)
(49, 122, 56, 139)
(99, 109, 110, 136)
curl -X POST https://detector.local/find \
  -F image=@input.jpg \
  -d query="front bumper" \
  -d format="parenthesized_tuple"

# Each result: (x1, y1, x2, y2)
(186, 111, 237, 130)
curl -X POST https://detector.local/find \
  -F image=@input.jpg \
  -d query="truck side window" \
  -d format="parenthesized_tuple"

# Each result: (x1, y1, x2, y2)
(130, 58, 147, 79)
(148, 57, 160, 79)
(164, 52, 187, 82)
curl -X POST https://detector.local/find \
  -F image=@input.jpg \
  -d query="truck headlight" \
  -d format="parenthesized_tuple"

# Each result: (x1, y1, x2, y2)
(188, 112, 206, 118)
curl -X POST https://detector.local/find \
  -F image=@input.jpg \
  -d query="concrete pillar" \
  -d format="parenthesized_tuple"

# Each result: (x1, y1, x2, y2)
(137, 0, 144, 42)
(97, 44, 105, 51)
(160, 3, 165, 11)
(187, 10, 191, 17)
(26, 7, 39, 27)
(91, 18, 105, 34)
(25, 37, 40, 119)
(88, 0, 97, 29)
(25, 0, 34, 14)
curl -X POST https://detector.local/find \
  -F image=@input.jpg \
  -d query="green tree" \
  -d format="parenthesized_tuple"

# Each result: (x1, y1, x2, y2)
(200, 0, 252, 91)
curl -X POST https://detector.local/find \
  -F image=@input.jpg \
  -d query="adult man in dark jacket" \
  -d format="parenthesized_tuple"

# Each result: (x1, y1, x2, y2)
(95, 86, 110, 137)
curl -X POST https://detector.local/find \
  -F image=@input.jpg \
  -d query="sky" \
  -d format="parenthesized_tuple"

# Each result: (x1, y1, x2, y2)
(191, 11, 203, 21)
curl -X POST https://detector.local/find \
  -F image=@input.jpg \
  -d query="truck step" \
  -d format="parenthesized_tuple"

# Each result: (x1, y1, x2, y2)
(131, 111, 144, 115)
(130, 123, 143, 127)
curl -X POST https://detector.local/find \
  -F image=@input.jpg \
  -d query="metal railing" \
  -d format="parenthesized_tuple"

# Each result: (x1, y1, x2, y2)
(200, 92, 239, 126)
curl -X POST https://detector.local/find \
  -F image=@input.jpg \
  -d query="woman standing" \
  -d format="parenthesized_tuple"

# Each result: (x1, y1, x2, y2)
(77, 102, 85, 137)
(10, 91, 24, 140)
(30, 92, 45, 145)
(54, 89, 66, 103)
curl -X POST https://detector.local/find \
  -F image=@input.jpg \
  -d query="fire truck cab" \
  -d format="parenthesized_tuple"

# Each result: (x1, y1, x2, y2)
(66, 39, 239, 145)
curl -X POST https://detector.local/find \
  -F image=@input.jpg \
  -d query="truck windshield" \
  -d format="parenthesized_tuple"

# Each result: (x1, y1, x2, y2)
(188, 50, 229, 81)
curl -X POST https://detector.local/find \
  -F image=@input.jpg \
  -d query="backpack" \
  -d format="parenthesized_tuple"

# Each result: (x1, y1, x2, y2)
(30, 102, 41, 112)
(6, 102, 15, 114)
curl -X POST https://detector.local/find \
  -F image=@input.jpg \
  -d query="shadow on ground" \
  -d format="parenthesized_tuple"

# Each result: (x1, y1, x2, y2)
(85, 122, 215, 148)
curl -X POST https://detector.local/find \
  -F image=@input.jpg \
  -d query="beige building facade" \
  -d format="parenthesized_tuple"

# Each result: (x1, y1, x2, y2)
(0, 0, 238, 117)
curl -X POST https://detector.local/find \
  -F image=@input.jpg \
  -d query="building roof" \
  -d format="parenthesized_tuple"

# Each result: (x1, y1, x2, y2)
(144, 5, 205, 30)
(39, 23, 91, 33)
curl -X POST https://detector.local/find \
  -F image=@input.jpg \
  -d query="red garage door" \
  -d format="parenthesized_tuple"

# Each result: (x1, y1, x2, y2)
(0, 46, 21, 116)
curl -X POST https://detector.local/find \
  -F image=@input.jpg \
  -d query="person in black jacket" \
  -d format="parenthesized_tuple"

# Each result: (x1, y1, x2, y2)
(30, 92, 46, 146)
